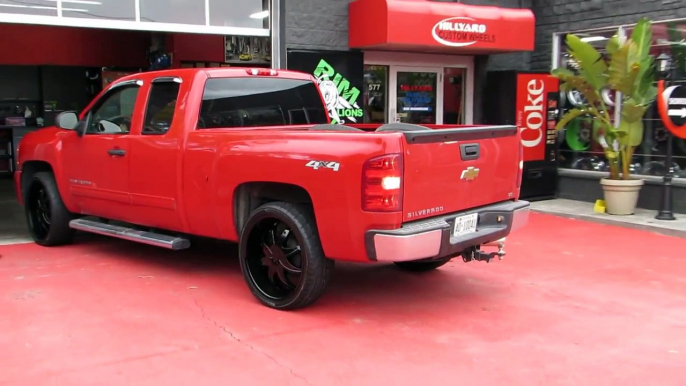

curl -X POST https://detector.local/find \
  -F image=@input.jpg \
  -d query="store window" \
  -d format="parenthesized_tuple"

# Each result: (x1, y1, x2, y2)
(443, 67, 466, 125)
(63, 0, 135, 21)
(0, 0, 57, 16)
(209, 0, 268, 29)
(363, 65, 388, 124)
(140, 0, 205, 25)
(396, 71, 438, 124)
(553, 19, 686, 178)
(0, 0, 269, 36)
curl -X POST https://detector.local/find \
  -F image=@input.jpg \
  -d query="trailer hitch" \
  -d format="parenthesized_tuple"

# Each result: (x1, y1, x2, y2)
(461, 238, 506, 263)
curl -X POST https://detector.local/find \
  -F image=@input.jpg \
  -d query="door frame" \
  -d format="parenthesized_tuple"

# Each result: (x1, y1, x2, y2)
(390, 66, 443, 124)
(363, 51, 475, 124)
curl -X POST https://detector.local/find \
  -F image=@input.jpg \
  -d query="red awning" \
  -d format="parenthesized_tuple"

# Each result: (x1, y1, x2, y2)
(348, 0, 535, 54)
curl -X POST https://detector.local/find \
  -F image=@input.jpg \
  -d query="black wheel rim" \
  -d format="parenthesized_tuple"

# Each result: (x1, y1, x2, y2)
(245, 218, 304, 300)
(27, 184, 51, 241)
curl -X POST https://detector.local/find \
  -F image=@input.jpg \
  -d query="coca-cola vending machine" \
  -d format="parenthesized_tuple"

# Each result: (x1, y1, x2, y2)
(482, 70, 560, 200)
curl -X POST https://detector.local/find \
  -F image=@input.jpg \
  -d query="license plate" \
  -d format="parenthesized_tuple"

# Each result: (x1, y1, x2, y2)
(453, 213, 478, 237)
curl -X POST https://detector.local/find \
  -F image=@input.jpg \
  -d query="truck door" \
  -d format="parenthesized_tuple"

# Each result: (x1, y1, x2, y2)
(127, 76, 184, 232)
(60, 80, 142, 221)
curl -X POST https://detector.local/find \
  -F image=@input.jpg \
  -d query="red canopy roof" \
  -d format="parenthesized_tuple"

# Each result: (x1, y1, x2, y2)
(348, 0, 536, 54)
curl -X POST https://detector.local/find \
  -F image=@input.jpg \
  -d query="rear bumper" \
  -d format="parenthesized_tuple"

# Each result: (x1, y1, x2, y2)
(14, 171, 23, 206)
(365, 200, 530, 262)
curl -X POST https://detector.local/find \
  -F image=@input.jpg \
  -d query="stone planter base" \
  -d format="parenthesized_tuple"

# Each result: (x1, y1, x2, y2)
(600, 178, 644, 215)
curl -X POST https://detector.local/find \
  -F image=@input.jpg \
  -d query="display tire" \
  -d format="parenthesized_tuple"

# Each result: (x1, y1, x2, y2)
(239, 202, 334, 310)
(24, 171, 75, 246)
(394, 257, 451, 272)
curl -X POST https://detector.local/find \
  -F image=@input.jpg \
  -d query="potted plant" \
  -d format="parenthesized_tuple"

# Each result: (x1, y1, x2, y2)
(552, 18, 658, 215)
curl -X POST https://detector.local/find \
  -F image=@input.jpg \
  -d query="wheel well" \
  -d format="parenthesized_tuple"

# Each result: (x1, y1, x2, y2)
(234, 182, 314, 235)
(20, 161, 54, 198)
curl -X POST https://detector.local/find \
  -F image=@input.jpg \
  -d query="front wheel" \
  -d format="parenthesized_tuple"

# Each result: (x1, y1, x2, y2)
(394, 257, 451, 272)
(239, 202, 334, 310)
(24, 171, 75, 246)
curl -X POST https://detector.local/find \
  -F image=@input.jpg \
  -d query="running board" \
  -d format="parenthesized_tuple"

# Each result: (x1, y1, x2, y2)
(69, 218, 191, 250)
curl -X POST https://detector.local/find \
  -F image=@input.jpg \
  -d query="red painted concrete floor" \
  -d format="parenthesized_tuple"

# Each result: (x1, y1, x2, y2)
(1, 213, 685, 385)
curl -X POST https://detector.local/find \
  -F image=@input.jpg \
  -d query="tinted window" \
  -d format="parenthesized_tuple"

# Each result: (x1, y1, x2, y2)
(143, 81, 181, 135)
(198, 77, 328, 129)
(85, 85, 140, 135)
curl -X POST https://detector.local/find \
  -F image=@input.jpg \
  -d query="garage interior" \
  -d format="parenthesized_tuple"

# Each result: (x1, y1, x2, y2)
(0, 177, 27, 244)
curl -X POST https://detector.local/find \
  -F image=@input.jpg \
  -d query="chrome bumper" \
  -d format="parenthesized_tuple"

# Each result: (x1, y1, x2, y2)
(367, 201, 530, 263)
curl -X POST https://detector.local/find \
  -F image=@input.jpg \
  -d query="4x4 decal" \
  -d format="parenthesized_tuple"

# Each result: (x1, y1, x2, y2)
(305, 160, 340, 172)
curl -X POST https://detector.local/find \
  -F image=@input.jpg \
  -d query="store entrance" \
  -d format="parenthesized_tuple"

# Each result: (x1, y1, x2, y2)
(391, 67, 440, 124)
(363, 63, 468, 125)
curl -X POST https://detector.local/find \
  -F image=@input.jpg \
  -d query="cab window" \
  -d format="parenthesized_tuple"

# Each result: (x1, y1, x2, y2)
(84, 85, 140, 135)
(198, 77, 328, 129)
(143, 80, 181, 135)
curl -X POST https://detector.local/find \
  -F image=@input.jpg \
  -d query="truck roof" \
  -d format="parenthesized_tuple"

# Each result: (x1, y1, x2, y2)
(111, 67, 315, 85)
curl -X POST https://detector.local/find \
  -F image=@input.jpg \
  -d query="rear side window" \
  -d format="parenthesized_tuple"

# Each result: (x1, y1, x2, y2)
(143, 81, 181, 135)
(198, 77, 328, 129)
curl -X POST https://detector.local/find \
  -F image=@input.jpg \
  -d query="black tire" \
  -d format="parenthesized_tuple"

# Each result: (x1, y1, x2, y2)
(239, 202, 334, 310)
(24, 171, 75, 246)
(394, 257, 451, 272)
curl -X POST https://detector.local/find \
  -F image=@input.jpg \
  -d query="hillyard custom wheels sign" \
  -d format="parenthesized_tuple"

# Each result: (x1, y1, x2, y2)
(431, 17, 496, 47)
(348, 0, 535, 53)
(657, 80, 686, 138)
(287, 50, 365, 124)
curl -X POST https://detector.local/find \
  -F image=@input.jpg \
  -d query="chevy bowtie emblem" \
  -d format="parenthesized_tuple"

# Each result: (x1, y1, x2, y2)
(461, 166, 480, 180)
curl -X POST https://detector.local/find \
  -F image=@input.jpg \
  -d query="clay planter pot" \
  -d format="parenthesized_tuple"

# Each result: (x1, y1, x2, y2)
(600, 178, 644, 215)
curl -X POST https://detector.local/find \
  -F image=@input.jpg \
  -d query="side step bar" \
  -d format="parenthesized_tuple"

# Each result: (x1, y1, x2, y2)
(69, 218, 191, 250)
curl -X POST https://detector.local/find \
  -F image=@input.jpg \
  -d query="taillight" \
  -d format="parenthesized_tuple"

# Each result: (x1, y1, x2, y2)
(516, 143, 524, 188)
(362, 153, 403, 212)
(246, 68, 278, 76)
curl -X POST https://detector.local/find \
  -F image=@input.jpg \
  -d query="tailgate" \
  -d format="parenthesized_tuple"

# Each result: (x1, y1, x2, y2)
(401, 125, 521, 222)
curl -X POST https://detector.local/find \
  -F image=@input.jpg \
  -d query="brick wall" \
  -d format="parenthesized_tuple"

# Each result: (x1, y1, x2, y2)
(531, 0, 686, 71)
(285, 0, 353, 52)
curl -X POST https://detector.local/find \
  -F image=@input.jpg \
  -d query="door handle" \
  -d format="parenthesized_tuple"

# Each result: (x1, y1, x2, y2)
(108, 149, 126, 156)
(459, 143, 480, 160)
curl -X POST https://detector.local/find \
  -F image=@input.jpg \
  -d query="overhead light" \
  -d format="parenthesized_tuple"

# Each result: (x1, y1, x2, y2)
(580, 36, 607, 43)
(46, 0, 102, 4)
(0, 4, 87, 12)
(249, 10, 269, 19)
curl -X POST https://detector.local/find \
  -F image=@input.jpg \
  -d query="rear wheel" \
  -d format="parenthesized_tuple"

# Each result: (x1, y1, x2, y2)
(394, 257, 451, 272)
(24, 171, 75, 246)
(239, 202, 334, 310)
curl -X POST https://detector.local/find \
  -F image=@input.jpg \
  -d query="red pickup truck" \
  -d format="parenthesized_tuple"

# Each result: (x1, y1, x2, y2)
(14, 68, 529, 310)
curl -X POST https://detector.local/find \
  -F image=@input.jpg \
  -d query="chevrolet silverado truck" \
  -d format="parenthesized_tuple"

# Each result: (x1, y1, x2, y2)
(14, 67, 529, 310)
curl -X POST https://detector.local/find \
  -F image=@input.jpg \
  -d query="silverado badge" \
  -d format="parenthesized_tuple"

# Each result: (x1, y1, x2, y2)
(460, 167, 480, 181)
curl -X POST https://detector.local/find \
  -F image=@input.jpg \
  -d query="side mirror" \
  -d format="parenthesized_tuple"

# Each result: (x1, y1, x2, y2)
(55, 111, 79, 130)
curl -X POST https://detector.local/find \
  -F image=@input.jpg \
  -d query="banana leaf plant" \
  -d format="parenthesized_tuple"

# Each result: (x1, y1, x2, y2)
(552, 18, 657, 180)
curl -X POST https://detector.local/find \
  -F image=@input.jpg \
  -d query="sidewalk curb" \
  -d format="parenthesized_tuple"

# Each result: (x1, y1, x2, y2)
(531, 208, 686, 239)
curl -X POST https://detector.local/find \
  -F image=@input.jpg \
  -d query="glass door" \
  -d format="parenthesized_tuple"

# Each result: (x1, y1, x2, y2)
(363, 64, 389, 123)
(390, 67, 443, 124)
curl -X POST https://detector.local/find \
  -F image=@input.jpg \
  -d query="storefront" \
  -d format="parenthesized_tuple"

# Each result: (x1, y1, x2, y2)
(0, 0, 278, 175)
(285, 0, 535, 126)
(548, 17, 686, 213)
